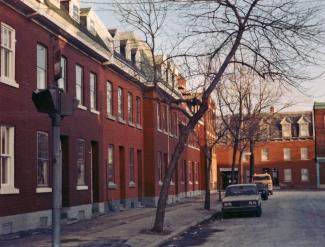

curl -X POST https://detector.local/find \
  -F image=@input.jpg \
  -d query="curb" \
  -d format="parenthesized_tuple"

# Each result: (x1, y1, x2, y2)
(147, 211, 217, 247)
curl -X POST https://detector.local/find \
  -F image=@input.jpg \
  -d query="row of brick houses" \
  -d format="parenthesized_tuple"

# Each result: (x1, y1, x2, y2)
(216, 108, 325, 190)
(0, 0, 217, 235)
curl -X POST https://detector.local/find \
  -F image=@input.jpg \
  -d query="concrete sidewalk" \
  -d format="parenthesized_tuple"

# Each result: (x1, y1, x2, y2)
(0, 195, 221, 247)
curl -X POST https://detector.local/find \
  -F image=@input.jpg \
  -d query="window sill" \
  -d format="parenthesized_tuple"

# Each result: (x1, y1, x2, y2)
(0, 76, 19, 88)
(170, 181, 175, 186)
(78, 105, 87, 111)
(129, 181, 136, 188)
(0, 186, 20, 195)
(76, 185, 88, 191)
(118, 117, 126, 124)
(195, 181, 199, 185)
(158, 180, 163, 186)
(90, 109, 100, 115)
(36, 187, 52, 193)
(136, 124, 142, 130)
(128, 122, 135, 128)
(188, 181, 193, 185)
(107, 114, 116, 121)
(108, 182, 117, 189)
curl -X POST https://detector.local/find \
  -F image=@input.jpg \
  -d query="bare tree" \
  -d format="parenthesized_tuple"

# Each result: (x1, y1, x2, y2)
(112, 0, 325, 232)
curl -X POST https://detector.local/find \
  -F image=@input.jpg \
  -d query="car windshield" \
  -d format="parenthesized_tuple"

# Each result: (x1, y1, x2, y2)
(225, 186, 257, 196)
(253, 176, 270, 181)
(255, 183, 265, 190)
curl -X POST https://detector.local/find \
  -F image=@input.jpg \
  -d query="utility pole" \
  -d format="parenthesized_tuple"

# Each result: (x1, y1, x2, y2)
(32, 48, 77, 247)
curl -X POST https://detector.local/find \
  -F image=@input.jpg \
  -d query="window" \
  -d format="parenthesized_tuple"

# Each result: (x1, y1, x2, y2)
(128, 92, 133, 123)
(0, 126, 18, 194)
(76, 139, 86, 186)
(157, 152, 163, 182)
(301, 168, 309, 182)
(129, 148, 135, 183)
(58, 56, 67, 91)
(283, 148, 291, 161)
(131, 49, 136, 66)
(136, 96, 141, 126)
(282, 123, 291, 138)
(107, 145, 114, 183)
(301, 147, 308, 160)
(89, 19, 96, 35)
(117, 87, 124, 119)
(120, 41, 126, 57)
(90, 72, 97, 111)
(1, 23, 16, 84)
(72, 4, 80, 22)
(75, 65, 84, 105)
(37, 132, 49, 187)
(188, 161, 192, 183)
(284, 169, 292, 182)
(107, 81, 113, 116)
(194, 162, 199, 183)
(157, 103, 161, 130)
(261, 148, 269, 161)
(37, 44, 47, 89)
(162, 105, 167, 131)
(242, 152, 250, 162)
(299, 123, 309, 137)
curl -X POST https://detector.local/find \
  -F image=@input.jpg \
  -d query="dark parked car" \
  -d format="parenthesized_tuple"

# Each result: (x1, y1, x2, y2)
(255, 182, 269, 200)
(222, 184, 262, 218)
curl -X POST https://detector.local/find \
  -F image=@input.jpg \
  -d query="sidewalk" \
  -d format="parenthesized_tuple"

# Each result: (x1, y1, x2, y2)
(0, 195, 221, 247)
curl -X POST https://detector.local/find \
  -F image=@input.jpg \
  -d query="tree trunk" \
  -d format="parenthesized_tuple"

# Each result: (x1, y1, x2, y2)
(231, 138, 239, 184)
(152, 126, 191, 232)
(204, 147, 212, 210)
(238, 150, 243, 183)
(249, 139, 255, 182)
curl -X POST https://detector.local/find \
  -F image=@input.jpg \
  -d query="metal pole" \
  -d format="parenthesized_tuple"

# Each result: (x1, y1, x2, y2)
(51, 111, 61, 247)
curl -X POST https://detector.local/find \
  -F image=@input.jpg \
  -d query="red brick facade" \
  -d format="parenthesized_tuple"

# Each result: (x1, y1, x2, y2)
(0, 0, 207, 234)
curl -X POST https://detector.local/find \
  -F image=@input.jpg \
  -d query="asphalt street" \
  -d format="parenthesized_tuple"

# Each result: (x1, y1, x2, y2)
(161, 191, 325, 247)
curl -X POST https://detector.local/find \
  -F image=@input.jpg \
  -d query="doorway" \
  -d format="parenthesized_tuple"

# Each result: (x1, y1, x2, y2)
(137, 150, 143, 202)
(119, 146, 126, 203)
(91, 141, 99, 203)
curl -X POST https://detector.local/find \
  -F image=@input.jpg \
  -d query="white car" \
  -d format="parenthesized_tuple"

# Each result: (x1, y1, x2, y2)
(222, 184, 262, 218)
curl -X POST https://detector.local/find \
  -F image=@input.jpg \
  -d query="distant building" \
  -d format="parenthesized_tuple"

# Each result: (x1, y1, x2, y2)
(216, 110, 316, 189)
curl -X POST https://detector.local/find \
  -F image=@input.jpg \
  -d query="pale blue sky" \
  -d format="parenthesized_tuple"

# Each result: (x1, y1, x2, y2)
(80, 1, 325, 111)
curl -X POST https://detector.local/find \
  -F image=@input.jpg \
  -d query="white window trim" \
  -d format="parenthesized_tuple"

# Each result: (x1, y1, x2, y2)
(1, 23, 17, 87)
(301, 168, 309, 182)
(283, 148, 291, 161)
(300, 147, 309, 160)
(37, 131, 50, 188)
(36, 187, 52, 193)
(0, 126, 19, 194)
(261, 148, 269, 161)
(299, 123, 309, 137)
(76, 185, 88, 191)
(284, 169, 292, 182)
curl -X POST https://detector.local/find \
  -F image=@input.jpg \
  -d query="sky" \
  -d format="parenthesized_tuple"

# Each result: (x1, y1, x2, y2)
(80, 0, 325, 112)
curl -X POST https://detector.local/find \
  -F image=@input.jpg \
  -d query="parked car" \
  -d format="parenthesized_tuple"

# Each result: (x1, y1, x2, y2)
(252, 173, 273, 195)
(255, 182, 269, 200)
(222, 184, 262, 218)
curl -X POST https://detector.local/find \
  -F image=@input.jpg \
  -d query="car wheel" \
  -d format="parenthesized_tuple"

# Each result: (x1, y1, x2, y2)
(269, 191, 273, 195)
(256, 206, 262, 217)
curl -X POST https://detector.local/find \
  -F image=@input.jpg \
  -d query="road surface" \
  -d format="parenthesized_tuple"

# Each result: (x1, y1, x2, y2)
(161, 191, 325, 247)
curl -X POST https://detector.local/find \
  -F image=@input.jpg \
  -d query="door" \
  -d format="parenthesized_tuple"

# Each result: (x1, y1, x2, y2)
(119, 146, 126, 202)
(60, 136, 69, 207)
(137, 150, 143, 202)
(91, 141, 99, 203)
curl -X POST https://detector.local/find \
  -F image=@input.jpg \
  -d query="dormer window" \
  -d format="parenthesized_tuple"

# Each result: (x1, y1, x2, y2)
(281, 118, 291, 138)
(72, 4, 80, 22)
(120, 41, 126, 58)
(298, 117, 309, 137)
(89, 19, 96, 35)
(131, 49, 137, 66)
